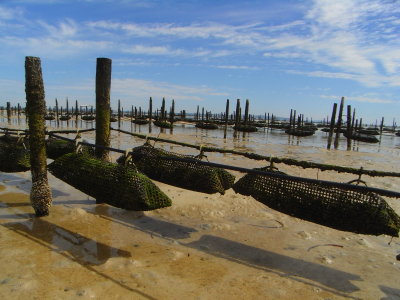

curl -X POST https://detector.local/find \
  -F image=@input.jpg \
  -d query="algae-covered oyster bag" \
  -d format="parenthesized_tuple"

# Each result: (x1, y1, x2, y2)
(48, 152, 172, 211)
(119, 144, 235, 194)
(0, 136, 30, 172)
(46, 138, 94, 160)
(233, 167, 400, 237)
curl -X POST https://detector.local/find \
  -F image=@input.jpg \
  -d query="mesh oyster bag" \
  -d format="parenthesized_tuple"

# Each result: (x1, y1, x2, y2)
(0, 135, 30, 172)
(46, 138, 94, 160)
(48, 152, 172, 211)
(120, 144, 235, 194)
(233, 167, 400, 237)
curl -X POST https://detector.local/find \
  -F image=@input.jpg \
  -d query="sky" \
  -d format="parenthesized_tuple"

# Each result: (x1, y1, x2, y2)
(0, 0, 399, 123)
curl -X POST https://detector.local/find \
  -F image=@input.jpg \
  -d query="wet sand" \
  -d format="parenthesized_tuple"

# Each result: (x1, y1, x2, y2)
(1, 121, 400, 299)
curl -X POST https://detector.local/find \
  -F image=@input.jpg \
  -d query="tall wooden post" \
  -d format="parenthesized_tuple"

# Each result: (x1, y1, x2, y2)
(244, 99, 249, 125)
(161, 98, 166, 120)
(224, 99, 229, 139)
(235, 99, 240, 126)
(196, 105, 199, 121)
(25, 56, 52, 216)
(170, 99, 175, 124)
(55, 98, 59, 127)
(118, 99, 121, 129)
(6, 102, 11, 123)
(148, 97, 153, 121)
(327, 103, 337, 150)
(75, 100, 79, 127)
(334, 97, 344, 149)
(95, 57, 112, 161)
(380, 117, 384, 136)
(346, 105, 352, 150)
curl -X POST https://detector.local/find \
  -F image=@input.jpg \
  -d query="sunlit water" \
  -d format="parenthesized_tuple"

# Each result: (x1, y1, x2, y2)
(2, 116, 400, 172)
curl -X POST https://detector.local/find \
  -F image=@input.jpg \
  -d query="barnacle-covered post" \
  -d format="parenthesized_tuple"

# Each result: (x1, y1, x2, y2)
(327, 103, 337, 150)
(334, 97, 344, 149)
(161, 97, 166, 120)
(346, 105, 352, 151)
(244, 99, 249, 125)
(148, 97, 153, 132)
(118, 99, 121, 129)
(379, 117, 384, 138)
(75, 99, 79, 127)
(95, 57, 112, 161)
(224, 99, 229, 139)
(6, 102, 11, 124)
(25, 56, 52, 217)
(55, 98, 59, 127)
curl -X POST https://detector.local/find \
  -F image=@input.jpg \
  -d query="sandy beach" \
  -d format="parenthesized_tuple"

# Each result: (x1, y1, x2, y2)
(1, 122, 400, 299)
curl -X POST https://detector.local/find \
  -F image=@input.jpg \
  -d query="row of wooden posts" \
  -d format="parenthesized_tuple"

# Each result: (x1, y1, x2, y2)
(7, 56, 400, 216)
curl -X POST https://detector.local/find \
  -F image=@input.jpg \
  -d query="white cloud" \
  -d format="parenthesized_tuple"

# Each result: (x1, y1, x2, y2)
(320, 94, 397, 104)
(0, 5, 23, 20)
(213, 65, 259, 70)
(112, 78, 228, 102)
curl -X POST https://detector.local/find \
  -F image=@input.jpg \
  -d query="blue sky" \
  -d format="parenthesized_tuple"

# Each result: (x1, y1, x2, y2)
(0, 0, 399, 123)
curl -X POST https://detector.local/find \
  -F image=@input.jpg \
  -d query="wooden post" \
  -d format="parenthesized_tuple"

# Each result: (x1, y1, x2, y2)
(6, 102, 11, 123)
(170, 99, 175, 124)
(75, 100, 79, 127)
(196, 105, 199, 121)
(95, 57, 112, 161)
(334, 97, 344, 149)
(224, 99, 229, 139)
(55, 98, 59, 127)
(149, 97, 153, 121)
(118, 99, 121, 129)
(161, 98, 166, 120)
(327, 103, 337, 150)
(235, 99, 240, 126)
(25, 56, 52, 216)
(380, 117, 384, 136)
(244, 99, 249, 125)
(289, 109, 293, 128)
(346, 105, 352, 150)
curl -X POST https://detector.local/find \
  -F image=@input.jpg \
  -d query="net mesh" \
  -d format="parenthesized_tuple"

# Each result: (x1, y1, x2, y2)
(0, 135, 30, 172)
(120, 143, 235, 194)
(233, 167, 400, 237)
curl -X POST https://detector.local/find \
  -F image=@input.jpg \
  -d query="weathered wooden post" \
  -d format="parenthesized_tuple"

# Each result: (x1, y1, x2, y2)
(160, 97, 165, 120)
(148, 97, 153, 121)
(55, 98, 60, 127)
(25, 56, 52, 216)
(118, 99, 121, 129)
(224, 99, 229, 139)
(334, 97, 344, 149)
(379, 117, 384, 137)
(169, 99, 175, 124)
(196, 105, 199, 121)
(346, 105, 352, 150)
(327, 103, 337, 150)
(235, 99, 240, 126)
(95, 57, 112, 161)
(244, 99, 250, 125)
(6, 102, 11, 123)
(75, 100, 79, 127)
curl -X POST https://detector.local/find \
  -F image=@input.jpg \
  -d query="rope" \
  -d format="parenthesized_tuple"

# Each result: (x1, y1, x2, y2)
(111, 128, 400, 178)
